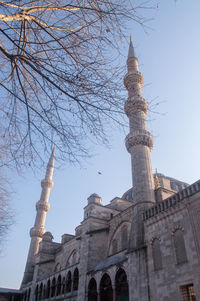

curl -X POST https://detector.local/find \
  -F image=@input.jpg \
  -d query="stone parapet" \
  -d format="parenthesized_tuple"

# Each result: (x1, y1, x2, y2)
(143, 180, 200, 221)
(125, 130, 153, 152)
(124, 71, 144, 90)
(124, 97, 148, 116)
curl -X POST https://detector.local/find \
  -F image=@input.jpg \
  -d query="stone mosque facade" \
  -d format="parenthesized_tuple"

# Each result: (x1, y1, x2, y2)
(11, 40, 200, 301)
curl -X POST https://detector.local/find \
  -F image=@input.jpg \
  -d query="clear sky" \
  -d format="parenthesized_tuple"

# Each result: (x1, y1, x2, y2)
(1, 0, 200, 289)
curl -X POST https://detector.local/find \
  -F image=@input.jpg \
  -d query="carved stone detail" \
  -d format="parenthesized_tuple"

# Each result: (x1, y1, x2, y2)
(124, 97, 148, 116)
(36, 201, 50, 212)
(125, 130, 153, 152)
(124, 71, 144, 90)
(30, 227, 45, 238)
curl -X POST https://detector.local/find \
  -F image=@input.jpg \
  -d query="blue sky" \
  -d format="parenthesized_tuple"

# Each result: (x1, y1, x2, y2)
(1, 0, 200, 288)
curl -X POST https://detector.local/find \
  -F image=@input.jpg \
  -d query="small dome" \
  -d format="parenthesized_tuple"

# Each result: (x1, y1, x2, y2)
(42, 231, 53, 242)
(122, 188, 133, 201)
(87, 193, 102, 205)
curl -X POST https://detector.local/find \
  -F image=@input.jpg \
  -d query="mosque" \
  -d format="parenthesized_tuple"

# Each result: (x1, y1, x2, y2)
(2, 39, 200, 301)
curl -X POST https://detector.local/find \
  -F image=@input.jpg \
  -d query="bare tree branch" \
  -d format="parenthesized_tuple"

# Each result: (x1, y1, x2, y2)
(0, 0, 155, 168)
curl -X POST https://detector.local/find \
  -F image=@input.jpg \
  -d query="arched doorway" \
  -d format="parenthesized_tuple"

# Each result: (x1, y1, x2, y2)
(73, 268, 79, 291)
(23, 290, 27, 301)
(35, 285, 39, 301)
(27, 288, 31, 301)
(56, 275, 62, 295)
(46, 280, 50, 298)
(115, 268, 129, 301)
(51, 277, 56, 297)
(38, 283, 43, 300)
(62, 277, 65, 294)
(100, 273, 113, 301)
(66, 271, 72, 293)
(88, 278, 98, 301)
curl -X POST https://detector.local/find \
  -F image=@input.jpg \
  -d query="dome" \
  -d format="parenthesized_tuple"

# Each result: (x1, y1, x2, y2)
(42, 231, 53, 242)
(87, 193, 102, 205)
(121, 188, 133, 201)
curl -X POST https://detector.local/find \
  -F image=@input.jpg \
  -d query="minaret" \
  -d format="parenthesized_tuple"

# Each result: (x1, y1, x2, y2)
(124, 37, 155, 204)
(21, 145, 55, 287)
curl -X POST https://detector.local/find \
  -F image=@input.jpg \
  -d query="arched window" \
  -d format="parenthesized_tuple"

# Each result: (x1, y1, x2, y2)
(56, 275, 62, 296)
(100, 273, 113, 301)
(38, 283, 43, 300)
(66, 250, 79, 267)
(66, 271, 72, 293)
(112, 239, 118, 254)
(72, 251, 77, 264)
(152, 239, 162, 270)
(73, 268, 79, 291)
(51, 278, 56, 297)
(174, 229, 187, 264)
(54, 263, 61, 272)
(46, 280, 50, 298)
(88, 278, 97, 301)
(121, 225, 128, 250)
(115, 268, 129, 301)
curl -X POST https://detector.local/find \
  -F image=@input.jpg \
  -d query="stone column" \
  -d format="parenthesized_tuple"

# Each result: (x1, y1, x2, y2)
(113, 284, 116, 301)
(97, 290, 100, 301)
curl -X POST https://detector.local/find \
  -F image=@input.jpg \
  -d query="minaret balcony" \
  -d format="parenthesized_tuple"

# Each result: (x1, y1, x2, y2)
(124, 71, 144, 90)
(125, 130, 153, 153)
(124, 97, 148, 116)
(36, 201, 50, 212)
(41, 179, 54, 189)
(30, 227, 45, 238)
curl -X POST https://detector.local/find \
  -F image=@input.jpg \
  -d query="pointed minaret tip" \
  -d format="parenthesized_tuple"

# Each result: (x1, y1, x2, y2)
(47, 143, 56, 168)
(128, 34, 136, 59)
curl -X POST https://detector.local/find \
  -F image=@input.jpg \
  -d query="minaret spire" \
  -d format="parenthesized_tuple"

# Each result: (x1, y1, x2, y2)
(128, 35, 136, 59)
(124, 38, 155, 204)
(21, 145, 55, 287)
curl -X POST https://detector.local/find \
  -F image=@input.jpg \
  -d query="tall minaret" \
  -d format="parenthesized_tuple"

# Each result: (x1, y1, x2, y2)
(21, 145, 55, 287)
(124, 37, 155, 204)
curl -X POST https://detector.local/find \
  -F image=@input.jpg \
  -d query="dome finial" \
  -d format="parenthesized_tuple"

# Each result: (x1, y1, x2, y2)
(155, 169, 161, 189)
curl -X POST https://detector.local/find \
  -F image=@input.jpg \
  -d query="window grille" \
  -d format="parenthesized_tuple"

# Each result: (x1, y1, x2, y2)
(180, 284, 196, 301)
